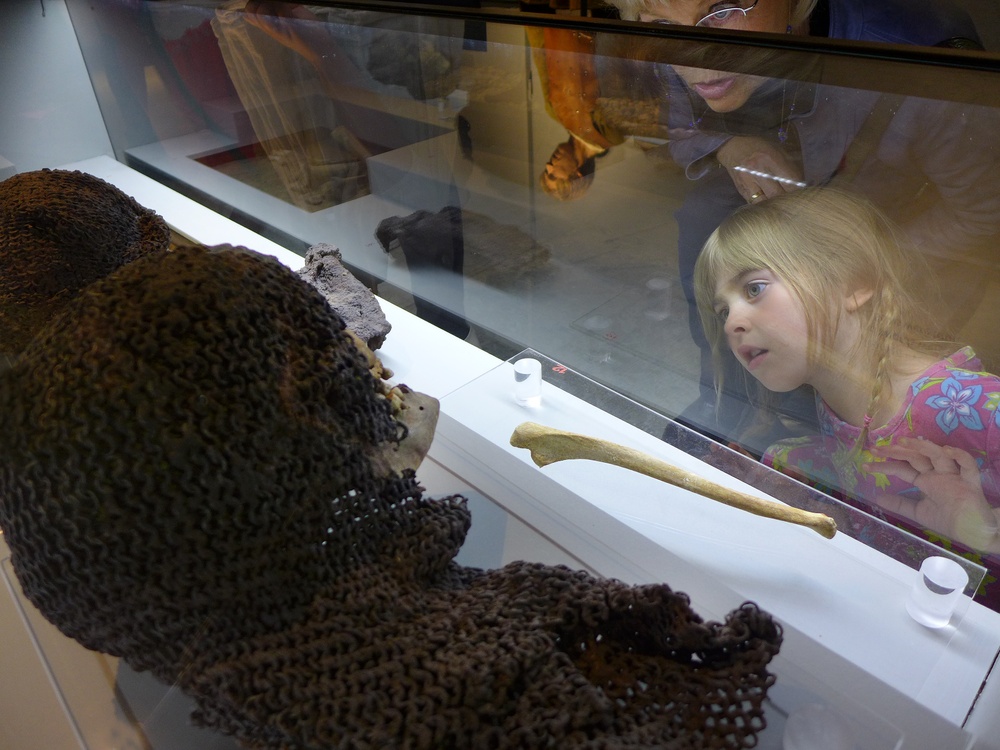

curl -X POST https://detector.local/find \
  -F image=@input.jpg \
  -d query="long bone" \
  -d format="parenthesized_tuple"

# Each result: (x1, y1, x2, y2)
(510, 421, 837, 539)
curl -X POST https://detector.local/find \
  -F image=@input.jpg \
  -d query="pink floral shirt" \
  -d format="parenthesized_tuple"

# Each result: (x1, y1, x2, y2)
(765, 347, 1000, 509)
(763, 348, 1000, 610)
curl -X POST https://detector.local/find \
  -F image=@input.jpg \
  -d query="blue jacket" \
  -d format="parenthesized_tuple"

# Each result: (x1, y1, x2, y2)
(825, 0, 981, 47)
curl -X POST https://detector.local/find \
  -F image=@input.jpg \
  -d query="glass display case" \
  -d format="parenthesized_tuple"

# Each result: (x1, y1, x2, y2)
(58, 0, 1000, 598)
(4, 0, 1000, 748)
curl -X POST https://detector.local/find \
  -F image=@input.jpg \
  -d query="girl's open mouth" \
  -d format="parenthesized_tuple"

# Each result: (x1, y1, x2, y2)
(739, 346, 768, 370)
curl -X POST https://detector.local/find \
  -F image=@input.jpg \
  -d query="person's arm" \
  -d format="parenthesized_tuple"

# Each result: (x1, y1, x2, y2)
(866, 437, 1000, 553)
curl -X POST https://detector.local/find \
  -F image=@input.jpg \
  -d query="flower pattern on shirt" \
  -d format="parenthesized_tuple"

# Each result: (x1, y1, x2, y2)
(925, 378, 983, 435)
(765, 348, 1000, 509)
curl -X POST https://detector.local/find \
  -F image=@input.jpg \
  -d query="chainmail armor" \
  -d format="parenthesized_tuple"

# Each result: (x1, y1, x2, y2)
(0, 168, 170, 358)
(0, 245, 782, 749)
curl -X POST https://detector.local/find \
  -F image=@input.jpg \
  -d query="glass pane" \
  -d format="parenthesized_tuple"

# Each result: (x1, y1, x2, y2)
(505, 347, 987, 597)
(62, 0, 1000, 613)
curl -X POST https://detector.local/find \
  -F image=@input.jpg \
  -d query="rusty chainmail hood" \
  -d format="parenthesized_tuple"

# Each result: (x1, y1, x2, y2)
(0, 168, 170, 359)
(0, 245, 782, 749)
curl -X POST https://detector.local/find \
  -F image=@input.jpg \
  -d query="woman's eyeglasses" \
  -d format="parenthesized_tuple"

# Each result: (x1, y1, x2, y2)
(649, 0, 761, 30)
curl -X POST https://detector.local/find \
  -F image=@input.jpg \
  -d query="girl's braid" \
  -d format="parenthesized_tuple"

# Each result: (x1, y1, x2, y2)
(855, 284, 901, 455)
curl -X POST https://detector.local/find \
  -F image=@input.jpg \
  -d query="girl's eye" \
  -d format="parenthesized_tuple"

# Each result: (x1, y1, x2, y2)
(715, 306, 729, 321)
(745, 281, 767, 299)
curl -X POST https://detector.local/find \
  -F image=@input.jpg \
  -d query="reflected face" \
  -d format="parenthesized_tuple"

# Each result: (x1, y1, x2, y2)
(639, 0, 795, 112)
(543, 141, 584, 185)
(670, 67, 769, 112)
(713, 268, 811, 392)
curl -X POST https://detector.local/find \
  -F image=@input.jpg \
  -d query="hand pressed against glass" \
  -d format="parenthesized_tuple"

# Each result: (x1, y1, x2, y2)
(868, 438, 1000, 553)
(717, 136, 803, 203)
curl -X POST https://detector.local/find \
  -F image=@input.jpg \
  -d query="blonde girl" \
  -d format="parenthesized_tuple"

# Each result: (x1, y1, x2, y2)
(693, 187, 1000, 557)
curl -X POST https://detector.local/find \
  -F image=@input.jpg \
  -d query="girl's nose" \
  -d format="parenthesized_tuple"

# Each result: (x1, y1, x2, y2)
(724, 306, 749, 335)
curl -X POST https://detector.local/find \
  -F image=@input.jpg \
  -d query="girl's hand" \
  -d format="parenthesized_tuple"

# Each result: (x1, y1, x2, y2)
(716, 136, 803, 203)
(866, 437, 1000, 552)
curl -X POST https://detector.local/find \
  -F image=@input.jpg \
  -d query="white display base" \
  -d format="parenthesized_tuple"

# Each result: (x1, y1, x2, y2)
(430, 358, 999, 749)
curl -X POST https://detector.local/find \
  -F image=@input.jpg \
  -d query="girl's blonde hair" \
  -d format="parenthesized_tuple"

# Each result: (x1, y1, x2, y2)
(694, 187, 949, 447)
(610, 0, 818, 24)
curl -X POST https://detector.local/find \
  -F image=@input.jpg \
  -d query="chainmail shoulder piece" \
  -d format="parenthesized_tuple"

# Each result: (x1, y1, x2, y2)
(0, 244, 782, 749)
(0, 168, 170, 359)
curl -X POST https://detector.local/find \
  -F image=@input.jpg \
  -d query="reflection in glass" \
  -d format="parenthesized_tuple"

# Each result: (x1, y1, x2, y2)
(60, 0, 1000, 610)
(645, 0, 762, 30)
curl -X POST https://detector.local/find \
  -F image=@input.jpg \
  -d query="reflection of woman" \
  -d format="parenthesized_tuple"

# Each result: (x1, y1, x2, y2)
(609, 0, 996, 440)
(615, 0, 982, 201)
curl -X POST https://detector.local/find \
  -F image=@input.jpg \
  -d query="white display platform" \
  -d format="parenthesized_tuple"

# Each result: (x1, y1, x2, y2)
(2, 157, 999, 750)
(431, 357, 1000, 748)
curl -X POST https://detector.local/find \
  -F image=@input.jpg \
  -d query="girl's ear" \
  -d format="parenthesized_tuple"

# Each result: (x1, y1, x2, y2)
(845, 287, 874, 312)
